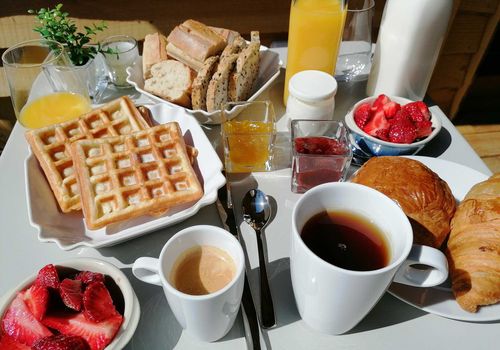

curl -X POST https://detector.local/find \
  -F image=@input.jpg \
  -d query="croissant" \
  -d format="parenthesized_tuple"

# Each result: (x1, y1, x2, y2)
(351, 157, 456, 248)
(446, 173, 500, 312)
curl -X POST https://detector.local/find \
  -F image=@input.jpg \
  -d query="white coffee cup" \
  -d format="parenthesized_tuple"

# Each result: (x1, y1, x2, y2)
(290, 182, 448, 335)
(132, 225, 245, 342)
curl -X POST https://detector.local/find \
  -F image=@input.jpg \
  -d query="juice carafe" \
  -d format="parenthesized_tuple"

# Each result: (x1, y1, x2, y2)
(284, 0, 347, 105)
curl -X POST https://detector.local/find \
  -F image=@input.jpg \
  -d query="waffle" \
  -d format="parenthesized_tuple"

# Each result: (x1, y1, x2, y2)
(25, 96, 151, 213)
(71, 122, 204, 230)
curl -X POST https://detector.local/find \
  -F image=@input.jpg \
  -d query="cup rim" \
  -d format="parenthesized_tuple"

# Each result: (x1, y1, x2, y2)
(101, 35, 138, 54)
(291, 182, 413, 276)
(1, 39, 66, 68)
(347, 0, 375, 12)
(158, 225, 245, 300)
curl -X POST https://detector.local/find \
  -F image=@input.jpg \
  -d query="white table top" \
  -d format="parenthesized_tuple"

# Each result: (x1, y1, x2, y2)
(0, 49, 496, 349)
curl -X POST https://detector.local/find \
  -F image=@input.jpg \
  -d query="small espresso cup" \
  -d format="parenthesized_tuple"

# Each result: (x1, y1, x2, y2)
(132, 225, 245, 342)
(290, 182, 448, 335)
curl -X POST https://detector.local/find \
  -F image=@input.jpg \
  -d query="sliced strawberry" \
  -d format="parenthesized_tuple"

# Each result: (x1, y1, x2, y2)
(82, 282, 118, 322)
(371, 94, 391, 112)
(389, 118, 417, 144)
(401, 102, 427, 123)
(375, 128, 390, 141)
(353, 102, 372, 128)
(413, 101, 430, 120)
(415, 120, 433, 138)
(36, 265, 59, 289)
(1, 293, 52, 346)
(59, 279, 82, 311)
(0, 333, 31, 350)
(32, 334, 90, 350)
(382, 101, 401, 119)
(75, 272, 105, 285)
(22, 284, 49, 321)
(363, 109, 390, 137)
(42, 313, 123, 350)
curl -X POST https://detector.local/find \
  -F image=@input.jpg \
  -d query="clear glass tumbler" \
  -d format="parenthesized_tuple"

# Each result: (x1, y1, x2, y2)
(221, 101, 276, 173)
(291, 119, 352, 193)
(101, 35, 139, 88)
(335, 0, 374, 82)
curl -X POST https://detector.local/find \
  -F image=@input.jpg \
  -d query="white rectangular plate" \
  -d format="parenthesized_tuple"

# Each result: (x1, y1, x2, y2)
(126, 46, 281, 124)
(25, 104, 226, 250)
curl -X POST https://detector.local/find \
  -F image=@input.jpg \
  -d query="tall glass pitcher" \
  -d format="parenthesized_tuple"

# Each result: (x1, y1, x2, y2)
(284, 0, 347, 105)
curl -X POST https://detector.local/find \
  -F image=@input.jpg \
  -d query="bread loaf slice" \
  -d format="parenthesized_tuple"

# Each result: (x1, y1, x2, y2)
(144, 60, 196, 108)
(228, 32, 260, 102)
(209, 26, 241, 45)
(167, 19, 226, 62)
(166, 42, 205, 71)
(220, 36, 247, 63)
(192, 56, 219, 111)
(142, 32, 168, 79)
(206, 54, 238, 112)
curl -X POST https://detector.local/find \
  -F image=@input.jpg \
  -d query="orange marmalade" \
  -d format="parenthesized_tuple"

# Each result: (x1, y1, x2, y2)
(223, 120, 275, 172)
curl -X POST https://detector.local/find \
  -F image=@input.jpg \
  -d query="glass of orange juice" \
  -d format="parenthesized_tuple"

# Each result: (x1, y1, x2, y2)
(284, 0, 347, 105)
(221, 101, 276, 173)
(2, 39, 91, 129)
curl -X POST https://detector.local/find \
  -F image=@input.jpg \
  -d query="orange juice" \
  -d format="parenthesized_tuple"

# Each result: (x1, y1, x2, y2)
(284, 0, 347, 105)
(19, 92, 91, 129)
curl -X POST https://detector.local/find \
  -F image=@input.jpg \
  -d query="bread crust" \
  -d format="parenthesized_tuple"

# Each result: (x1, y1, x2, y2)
(192, 56, 219, 111)
(206, 54, 238, 112)
(142, 32, 168, 79)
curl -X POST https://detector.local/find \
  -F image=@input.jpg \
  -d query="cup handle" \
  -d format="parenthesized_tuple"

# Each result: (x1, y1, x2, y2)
(393, 244, 448, 288)
(132, 257, 162, 286)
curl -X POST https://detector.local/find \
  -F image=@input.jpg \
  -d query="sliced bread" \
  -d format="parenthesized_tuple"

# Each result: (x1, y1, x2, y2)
(206, 54, 239, 112)
(228, 32, 260, 102)
(142, 32, 168, 80)
(192, 56, 219, 111)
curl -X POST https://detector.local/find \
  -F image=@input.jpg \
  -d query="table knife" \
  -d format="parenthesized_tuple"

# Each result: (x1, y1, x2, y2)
(216, 185, 261, 350)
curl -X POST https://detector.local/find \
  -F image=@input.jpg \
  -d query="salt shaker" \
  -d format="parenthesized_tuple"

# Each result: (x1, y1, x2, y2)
(285, 70, 338, 129)
(366, 0, 453, 100)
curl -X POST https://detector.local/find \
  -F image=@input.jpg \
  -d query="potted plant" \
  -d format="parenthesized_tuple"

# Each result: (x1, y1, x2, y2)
(28, 3, 115, 100)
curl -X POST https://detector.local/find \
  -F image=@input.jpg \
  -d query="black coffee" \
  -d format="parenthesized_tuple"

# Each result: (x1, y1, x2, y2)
(300, 210, 390, 271)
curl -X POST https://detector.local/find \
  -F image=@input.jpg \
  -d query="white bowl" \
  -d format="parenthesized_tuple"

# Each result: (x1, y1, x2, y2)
(344, 95, 442, 156)
(0, 258, 140, 350)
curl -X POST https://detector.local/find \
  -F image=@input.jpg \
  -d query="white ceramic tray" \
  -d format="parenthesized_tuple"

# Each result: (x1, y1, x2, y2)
(126, 46, 281, 124)
(25, 104, 226, 250)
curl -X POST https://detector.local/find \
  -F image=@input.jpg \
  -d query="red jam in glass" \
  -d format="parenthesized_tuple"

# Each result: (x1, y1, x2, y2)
(292, 137, 349, 193)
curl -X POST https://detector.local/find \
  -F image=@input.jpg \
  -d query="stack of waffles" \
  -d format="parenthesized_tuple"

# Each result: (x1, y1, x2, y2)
(25, 96, 203, 230)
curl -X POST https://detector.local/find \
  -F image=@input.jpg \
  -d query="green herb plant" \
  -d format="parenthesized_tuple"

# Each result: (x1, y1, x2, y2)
(28, 3, 116, 66)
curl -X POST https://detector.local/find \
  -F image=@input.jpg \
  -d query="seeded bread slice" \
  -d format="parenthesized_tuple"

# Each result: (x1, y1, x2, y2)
(192, 56, 219, 111)
(144, 60, 196, 108)
(206, 54, 239, 112)
(228, 33, 260, 102)
(220, 36, 247, 63)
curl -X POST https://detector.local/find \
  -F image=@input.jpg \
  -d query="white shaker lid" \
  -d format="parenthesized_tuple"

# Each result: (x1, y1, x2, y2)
(289, 70, 338, 102)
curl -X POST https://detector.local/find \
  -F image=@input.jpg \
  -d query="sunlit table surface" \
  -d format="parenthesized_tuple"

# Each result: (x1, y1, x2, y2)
(0, 47, 496, 350)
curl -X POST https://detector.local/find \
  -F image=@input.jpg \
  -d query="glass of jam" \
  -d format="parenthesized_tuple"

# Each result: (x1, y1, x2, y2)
(291, 119, 352, 193)
(221, 101, 276, 173)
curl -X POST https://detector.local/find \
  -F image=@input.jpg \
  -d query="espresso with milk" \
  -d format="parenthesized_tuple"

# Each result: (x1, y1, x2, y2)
(171, 245, 236, 295)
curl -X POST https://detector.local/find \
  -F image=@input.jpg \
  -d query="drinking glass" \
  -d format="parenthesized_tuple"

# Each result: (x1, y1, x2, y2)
(2, 39, 91, 129)
(335, 0, 374, 82)
(291, 119, 352, 193)
(101, 35, 139, 88)
(221, 101, 276, 173)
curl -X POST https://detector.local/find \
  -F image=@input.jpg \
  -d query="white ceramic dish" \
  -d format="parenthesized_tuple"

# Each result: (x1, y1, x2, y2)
(345, 96, 442, 156)
(126, 46, 282, 124)
(0, 258, 140, 350)
(25, 104, 226, 250)
(387, 156, 498, 322)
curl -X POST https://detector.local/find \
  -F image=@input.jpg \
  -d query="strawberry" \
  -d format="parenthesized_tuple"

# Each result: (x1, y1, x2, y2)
(82, 282, 119, 322)
(59, 279, 83, 311)
(0, 333, 31, 350)
(22, 284, 49, 321)
(401, 102, 428, 123)
(42, 313, 123, 350)
(36, 265, 59, 289)
(75, 272, 105, 285)
(363, 109, 390, 137)
(375, 128, 390, 141)
(1, 293, 52, 346)
(382, 101, 401, 119)
(371, 94, 391, 112)
(32, 334, 90, 350)
(388, 118, 417, 144)
(415, 120, 433, 138)
(413, 101, 430, 120)
(353, 103, 372, 128)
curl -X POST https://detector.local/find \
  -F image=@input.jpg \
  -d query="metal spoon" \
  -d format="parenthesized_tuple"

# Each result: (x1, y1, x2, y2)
(242, 189, 276, 329)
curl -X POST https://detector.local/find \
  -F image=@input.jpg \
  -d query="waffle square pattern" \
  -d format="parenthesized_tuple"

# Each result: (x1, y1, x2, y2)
(71, 122, 203, 230)
(25, 97, 150, 212)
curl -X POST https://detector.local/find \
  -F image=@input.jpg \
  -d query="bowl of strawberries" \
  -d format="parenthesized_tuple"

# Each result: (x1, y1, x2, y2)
(0, 258, 140, 350)
(344, 94, 441, 156)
